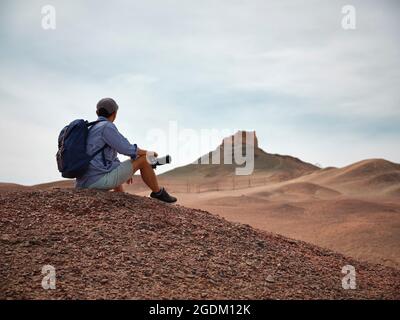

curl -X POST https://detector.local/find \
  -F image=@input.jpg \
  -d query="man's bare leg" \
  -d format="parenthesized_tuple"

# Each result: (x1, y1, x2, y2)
(132, 155, 160, 193)
(130, 152, 176, 203)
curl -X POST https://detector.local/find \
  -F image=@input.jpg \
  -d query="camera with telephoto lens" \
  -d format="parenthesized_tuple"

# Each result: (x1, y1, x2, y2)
(148, 154, 171, 169)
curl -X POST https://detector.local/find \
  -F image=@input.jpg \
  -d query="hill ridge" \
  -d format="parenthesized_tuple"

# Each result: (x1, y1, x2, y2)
(163, 131, 318, 181)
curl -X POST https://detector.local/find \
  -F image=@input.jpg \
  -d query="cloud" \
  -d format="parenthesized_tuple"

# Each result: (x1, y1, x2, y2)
(0, 0, 399, 184)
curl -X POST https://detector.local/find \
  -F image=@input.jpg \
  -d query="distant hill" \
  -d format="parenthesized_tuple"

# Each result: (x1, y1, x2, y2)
(162, 131, 319, 182)
(2, 136, 399, 197)
(0, 180, 73, 194)
(0, 183, 29, 193)
(33, 180, 74, 190)
(297, 159, 400, 196)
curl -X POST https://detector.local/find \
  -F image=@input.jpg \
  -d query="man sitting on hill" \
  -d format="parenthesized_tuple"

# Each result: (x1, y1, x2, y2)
(76, 97, 177, 203)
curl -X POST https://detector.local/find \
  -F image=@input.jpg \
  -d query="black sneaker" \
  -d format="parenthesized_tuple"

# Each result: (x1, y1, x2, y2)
(150, 187, 177, 203)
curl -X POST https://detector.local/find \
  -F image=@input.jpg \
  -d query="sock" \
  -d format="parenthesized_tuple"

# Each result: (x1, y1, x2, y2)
(154, 187, 163, 195)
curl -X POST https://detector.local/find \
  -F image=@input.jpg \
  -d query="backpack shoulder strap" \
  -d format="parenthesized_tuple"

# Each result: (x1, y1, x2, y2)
(90, 144, 108, 167)
(87, 119, 107, 130)
(91, 144, 107, 159)
(87, 119, 109, 166)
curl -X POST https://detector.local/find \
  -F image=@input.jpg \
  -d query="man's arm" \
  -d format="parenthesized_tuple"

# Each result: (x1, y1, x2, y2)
(102, 123, 138, 159)
(102, 123, 158, 159)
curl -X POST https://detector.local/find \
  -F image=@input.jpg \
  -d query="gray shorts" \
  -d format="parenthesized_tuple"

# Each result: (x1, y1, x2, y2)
(88, 159, 133, 190)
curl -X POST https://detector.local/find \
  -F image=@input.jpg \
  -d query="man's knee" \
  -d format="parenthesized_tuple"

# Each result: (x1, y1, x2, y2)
(132, 155, 150, 170)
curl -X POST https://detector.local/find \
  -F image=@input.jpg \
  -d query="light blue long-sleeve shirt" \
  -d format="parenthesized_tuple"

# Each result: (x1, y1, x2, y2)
(75, 116, 138, 188)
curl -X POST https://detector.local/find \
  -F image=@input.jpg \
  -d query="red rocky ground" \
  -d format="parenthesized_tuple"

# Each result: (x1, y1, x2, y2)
(0, 189, 399, 299)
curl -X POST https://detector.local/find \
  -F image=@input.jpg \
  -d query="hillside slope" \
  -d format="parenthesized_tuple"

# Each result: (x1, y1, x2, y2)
(0, 180, 74, 194)
(163, 131, 318, 181)
(0, 183, 29, 193)
(0, 189, 399, 299)
(296, 159, 400, 196)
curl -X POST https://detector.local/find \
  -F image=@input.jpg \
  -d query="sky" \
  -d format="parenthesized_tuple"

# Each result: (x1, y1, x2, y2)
(0, 0, 399, 185)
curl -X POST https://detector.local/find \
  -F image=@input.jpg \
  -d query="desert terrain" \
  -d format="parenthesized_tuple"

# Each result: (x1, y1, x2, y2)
(2, 131, 399, 275)
(128, 132, 400, 269)
(167, 177, 400, 269)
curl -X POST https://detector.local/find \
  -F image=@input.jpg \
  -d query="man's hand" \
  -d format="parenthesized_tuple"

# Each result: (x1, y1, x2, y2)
(137, 148, 158, 158)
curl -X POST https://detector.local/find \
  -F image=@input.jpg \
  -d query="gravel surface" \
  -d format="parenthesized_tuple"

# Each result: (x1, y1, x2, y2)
(0, 189, 399, 299)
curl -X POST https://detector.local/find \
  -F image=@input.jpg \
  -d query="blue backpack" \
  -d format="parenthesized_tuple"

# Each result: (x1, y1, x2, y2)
(56, 119, 107, 178)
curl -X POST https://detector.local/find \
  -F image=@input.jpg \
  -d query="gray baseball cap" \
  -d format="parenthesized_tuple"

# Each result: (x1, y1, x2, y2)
(96, 98, 119, 114)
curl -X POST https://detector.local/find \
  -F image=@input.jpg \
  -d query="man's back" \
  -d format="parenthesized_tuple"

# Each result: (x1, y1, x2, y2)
(75, 116, 137, 188)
